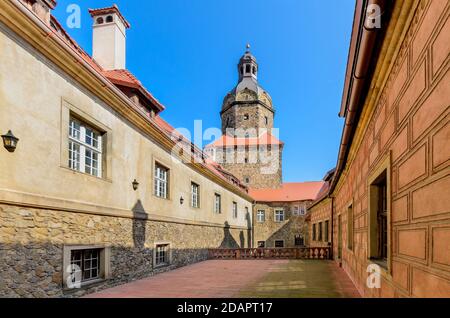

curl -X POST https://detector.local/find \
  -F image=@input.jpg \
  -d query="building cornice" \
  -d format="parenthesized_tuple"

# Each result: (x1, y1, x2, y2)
(0, 0, 253, 202)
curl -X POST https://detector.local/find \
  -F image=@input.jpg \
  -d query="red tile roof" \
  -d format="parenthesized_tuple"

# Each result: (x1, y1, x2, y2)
(88, 5, 131, 28)
(205, 132, 284, 148)
(249, 182, 326, 202)
(103, 69, 165, 112)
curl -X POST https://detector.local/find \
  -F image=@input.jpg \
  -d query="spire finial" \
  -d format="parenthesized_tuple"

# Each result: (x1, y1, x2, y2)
(246, 43, 251, 52)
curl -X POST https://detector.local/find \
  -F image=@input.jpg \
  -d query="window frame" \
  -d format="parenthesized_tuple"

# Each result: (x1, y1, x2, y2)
(191, 182, 200, 208)
(313, 223, 317, 241)
(154, 242, 171, 268)
(68, 116, 103, 178)
(274, 240, 285, 248)
(274, 209, 285, 223)
(61, 101, 112, 181)
(368, 153, 392, 274)
(257, 241, 266, 248)
(318, 222, 323, 241)
(63, 245, 110, 290)
(232, 201, 238, 219)
(324, 220, 330, 242)
(347, 202, 354, 251)
(154, 162, 170, 199)
(214, 193, 222, 214)
(256, 210, 266, 223)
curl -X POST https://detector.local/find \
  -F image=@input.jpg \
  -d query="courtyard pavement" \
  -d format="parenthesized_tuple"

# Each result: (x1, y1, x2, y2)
(86, 260, 361, 298)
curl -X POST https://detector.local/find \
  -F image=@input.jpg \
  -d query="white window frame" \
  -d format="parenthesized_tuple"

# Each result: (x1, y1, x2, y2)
(257, 210, 265, 223)
(214, 193, 222, 214)
(68, 117, 103, 178)
(300, 205, 307, 215)
(154, 243, 171, 267)
(154, 164, 169, 199)
(293, 206, 300, 216)
(232, 202, 238, 219)
(274, 209, 285, 223)
(191, 182, 200, 208)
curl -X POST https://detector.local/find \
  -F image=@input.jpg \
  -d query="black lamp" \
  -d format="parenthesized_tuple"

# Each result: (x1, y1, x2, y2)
(180, 196, 184, 205)
(2, 130, 19, 153)
(132, 179, 139, 191)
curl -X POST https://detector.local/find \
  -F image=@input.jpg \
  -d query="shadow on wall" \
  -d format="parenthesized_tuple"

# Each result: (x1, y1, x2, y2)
(132, 200, 147, 249)
(219, 221, 240, 249)
(265, 217, 308, 248)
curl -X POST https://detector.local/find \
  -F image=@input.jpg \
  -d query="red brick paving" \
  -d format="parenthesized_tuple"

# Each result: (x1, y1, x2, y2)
(86, 260, 360, 298)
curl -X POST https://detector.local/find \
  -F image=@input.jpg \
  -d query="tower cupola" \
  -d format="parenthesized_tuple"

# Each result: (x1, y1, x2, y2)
(238, 44, 258, 81)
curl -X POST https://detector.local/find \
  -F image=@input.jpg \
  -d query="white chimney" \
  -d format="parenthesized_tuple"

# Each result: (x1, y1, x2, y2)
(89, 5, 130, 70)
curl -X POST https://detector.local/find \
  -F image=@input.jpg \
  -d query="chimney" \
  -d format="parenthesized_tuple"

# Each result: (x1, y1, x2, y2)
(21, 0, 57, 25)
(89, 5, 131, 71)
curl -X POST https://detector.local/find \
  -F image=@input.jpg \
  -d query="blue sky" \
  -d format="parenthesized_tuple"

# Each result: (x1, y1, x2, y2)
(53, 0, 355, 182)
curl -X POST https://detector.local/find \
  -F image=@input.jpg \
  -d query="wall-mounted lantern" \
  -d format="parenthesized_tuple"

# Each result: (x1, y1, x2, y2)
(132, 179, 139, 191)
(180, 196, 184, 205)
(2, 130, 19, 153)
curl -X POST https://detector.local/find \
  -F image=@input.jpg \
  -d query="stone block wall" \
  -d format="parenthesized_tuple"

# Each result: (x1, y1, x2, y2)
(0, 204, 249, 298)
(309, 198, 332, 248)
(253, 201, 310, 248)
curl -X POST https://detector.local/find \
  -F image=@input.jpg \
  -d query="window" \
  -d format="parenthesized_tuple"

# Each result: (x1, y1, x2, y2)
(369, 170, 388, 266)
(325, 220, 329, 242)
(318, 222, 323, 241)
(257, 210, 265, 223)
(274, 209, 285, 223)
(244, 114, 249, 120)
(257, 241, 265, 248)
(348, 204, 354, 250)
(96, 17, 104, 24)
(191, 182, 200, 208)
(214, 193, 221, 214)
(293, 206, 299, 216)
(69, 117, 103, 178)
(252, 66, 257, 75)
(246, 64, 251, 74)
(295, 235, 304, 246)
(265, 116, 268, 125)
(232, 202, 238, 219)
(313, 224, 317, 241)
(154, 164, 169, 199)
(275, 240, 284, 248)
(299, 205, 306, 215)
(155, 244, 170, 266)
(245, 177, 250, 184)
(106, 15, 113, 23)
(70, 249, 101, 283)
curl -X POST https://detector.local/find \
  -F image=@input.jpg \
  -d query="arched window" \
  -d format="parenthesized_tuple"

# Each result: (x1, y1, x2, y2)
(252, 66, 256, 75)
(96, 17, 104, 25)
(245, 64, 251, 74)
(106, 15, 113, 23)
(240, 66, 244, 75)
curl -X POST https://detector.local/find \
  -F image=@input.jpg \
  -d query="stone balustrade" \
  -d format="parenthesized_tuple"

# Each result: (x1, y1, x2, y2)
(208, 247, 331, 260)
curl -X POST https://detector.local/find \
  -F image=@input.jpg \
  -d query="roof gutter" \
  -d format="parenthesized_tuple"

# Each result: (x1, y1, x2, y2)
(330, 0, 389, 194)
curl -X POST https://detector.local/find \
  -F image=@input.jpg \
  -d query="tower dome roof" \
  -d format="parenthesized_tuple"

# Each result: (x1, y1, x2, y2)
(222, 45, 273, 111)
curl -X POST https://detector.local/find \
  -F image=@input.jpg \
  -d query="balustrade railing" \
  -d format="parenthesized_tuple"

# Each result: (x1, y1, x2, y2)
(208, 247, 331, 260)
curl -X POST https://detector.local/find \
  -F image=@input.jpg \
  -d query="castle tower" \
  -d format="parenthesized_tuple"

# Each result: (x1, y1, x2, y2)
(206, 46, 283, 189)
(221, 45, 275, 137)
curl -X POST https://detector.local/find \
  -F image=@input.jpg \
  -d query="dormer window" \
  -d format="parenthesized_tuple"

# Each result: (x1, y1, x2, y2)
(106, 15, 113, 23)
(96, 17, 104, 24)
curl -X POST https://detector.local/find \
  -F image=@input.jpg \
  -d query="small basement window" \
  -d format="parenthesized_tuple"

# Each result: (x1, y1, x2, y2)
(275, 240, 284, 248)
(155, 244, 170, 267)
